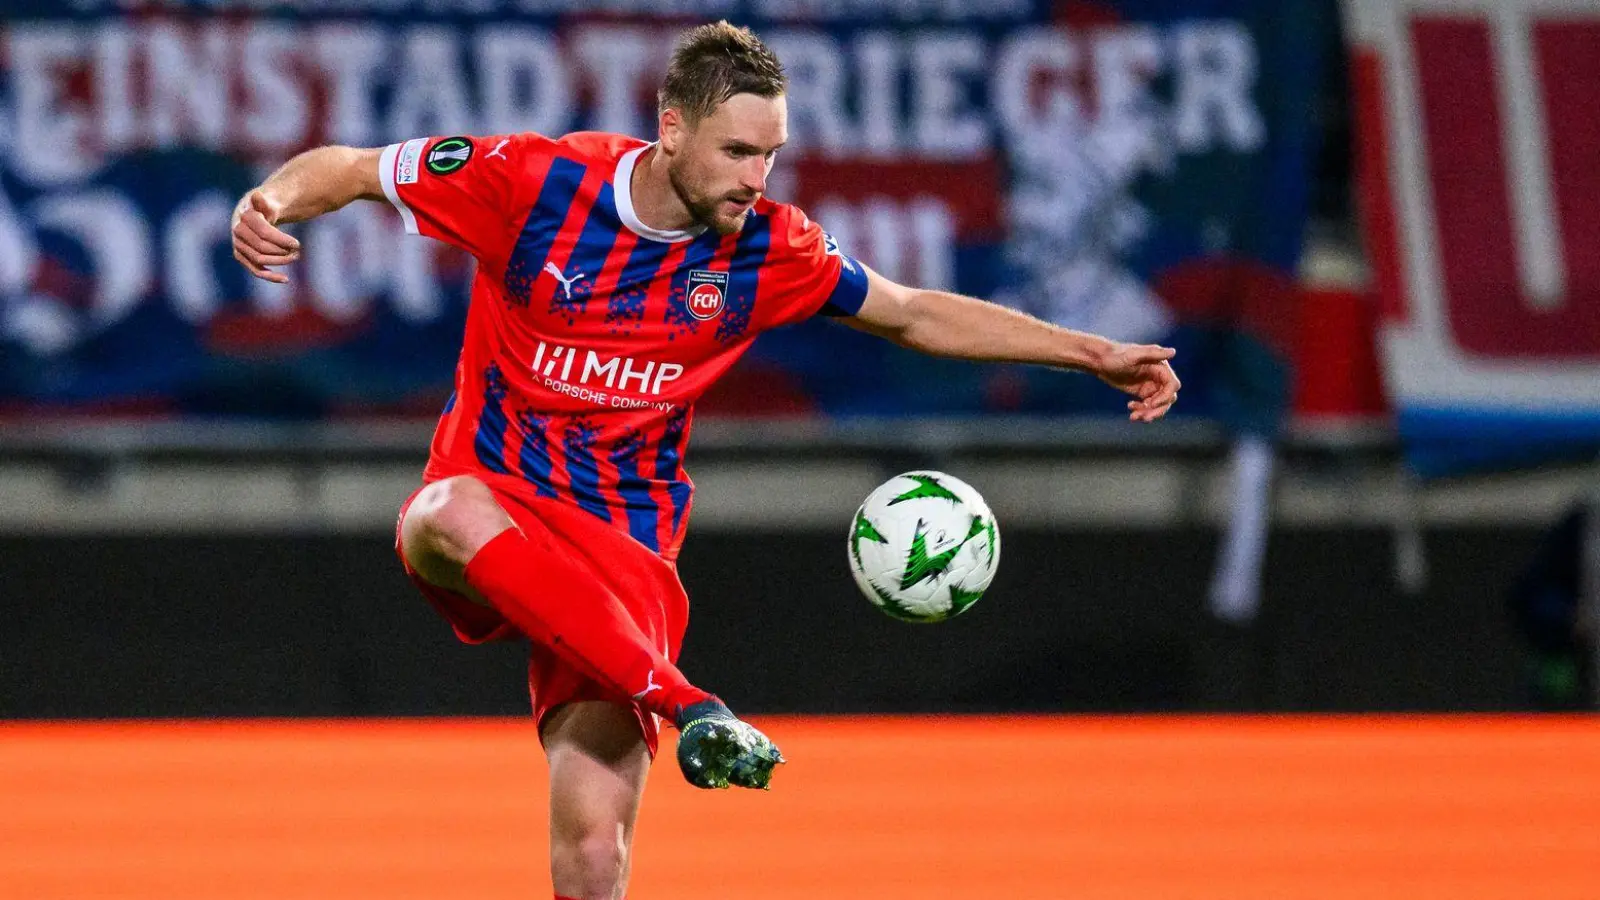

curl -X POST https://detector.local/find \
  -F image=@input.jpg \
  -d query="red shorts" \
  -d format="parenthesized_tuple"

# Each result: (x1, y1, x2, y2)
(395, 471, 690, 757)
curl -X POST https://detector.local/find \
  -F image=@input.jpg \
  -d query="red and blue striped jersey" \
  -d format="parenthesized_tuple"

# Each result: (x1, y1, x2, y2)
(378, 131, 868, 561)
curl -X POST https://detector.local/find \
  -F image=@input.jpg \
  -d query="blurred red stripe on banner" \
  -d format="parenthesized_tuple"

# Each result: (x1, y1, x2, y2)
(1294, 287, 1387, 418)
(1, 716, 1597, 900)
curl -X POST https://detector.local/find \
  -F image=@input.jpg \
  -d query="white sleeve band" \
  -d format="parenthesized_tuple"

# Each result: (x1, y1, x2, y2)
(377, 140, 424, 235)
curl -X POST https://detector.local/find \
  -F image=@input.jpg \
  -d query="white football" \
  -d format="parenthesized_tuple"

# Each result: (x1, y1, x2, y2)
(847, 470, 1001, 622)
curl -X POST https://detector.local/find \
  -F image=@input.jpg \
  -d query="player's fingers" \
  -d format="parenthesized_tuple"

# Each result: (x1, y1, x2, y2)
(233, 234, 283, 267)
(1138, 364, 1180, 405)
(1158, 369, 1182, 405)
(236, 219, 300, 259)
(1146, 380, 1178, 407)
(1141, 384, 1174, 408)
(232, 219, 276, 253)
(1127, 344, 1176, 366)
(241, 208, 300, 253)
(243, 216, 299, 254)
(237, 254, 289, 285)
(240, 242, 297, 267)
(232, 243, 264, 273)
(234, 225, 298, 262)
(246, 191, 297, 245)
(1130, 389, 1177, 422)
(233, 246, 289, 284)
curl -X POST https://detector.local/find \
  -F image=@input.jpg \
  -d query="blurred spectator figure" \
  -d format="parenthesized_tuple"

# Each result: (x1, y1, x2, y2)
(1508, 501, 1597, 710)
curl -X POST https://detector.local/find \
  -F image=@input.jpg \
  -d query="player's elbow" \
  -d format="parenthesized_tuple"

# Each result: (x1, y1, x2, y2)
(891, 290, 956, 355)
(847, 268, 915, 342)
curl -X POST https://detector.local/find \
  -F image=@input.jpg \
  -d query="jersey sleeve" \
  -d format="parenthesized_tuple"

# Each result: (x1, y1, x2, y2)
(377, 133, 544, 268)
(760, 205, 871, 329)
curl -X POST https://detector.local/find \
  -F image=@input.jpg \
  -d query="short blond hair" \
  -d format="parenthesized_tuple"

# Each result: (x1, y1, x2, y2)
(658, 21, 786, 123)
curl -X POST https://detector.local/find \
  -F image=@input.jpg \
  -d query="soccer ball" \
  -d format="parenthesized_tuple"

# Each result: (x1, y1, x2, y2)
(847, 470, 1001, 623)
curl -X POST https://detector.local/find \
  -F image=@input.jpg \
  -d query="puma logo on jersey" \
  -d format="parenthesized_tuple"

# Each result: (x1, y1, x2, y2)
(543, 262, 585, 299)
(486, 138, 510, 161)
(631, 670, 661, 701)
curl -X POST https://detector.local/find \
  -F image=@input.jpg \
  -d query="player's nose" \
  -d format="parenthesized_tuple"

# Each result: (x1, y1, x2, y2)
(741, 158, 767, 194)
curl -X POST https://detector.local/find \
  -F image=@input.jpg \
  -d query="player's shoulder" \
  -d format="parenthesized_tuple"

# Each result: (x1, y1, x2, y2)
(755, 198, 826, 255)
(449, 131, 561, 172)
(552, 131, 650, 169)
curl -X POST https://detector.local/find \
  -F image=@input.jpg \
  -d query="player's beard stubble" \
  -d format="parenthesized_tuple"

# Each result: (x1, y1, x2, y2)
(667, 158, 753, 236)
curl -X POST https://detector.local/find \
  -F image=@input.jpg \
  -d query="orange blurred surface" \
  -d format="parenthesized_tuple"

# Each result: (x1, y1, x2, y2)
(1, 716, 1597, 900)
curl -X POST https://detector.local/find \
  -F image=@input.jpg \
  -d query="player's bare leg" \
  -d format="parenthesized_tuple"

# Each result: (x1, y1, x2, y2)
(542, 701, 650, 900)
(400, 475, 783, 789)
(399, 476, 517, 584)
(400, 475, 704, 714)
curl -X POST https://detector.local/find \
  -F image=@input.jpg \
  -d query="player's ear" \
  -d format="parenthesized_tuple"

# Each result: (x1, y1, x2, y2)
(660, 107, 687, 154)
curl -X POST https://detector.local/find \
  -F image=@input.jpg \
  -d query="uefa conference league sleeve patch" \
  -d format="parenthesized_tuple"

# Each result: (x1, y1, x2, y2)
(425, 136, 473, 176)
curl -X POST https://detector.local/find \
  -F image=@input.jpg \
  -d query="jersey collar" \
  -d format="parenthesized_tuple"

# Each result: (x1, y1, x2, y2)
(614, 143, 707, 244)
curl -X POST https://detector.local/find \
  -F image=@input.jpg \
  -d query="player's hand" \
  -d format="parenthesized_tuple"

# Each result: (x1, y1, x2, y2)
(1095, 342, 1180, 423)
(231, 189, 300, 284)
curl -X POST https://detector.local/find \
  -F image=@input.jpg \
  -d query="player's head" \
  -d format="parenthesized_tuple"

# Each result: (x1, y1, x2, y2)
(657, 21, 787, 236)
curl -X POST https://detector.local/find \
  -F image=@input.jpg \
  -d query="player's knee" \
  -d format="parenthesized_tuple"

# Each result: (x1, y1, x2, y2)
(550, 829, 629, 900)
(401, 475, 508, 577)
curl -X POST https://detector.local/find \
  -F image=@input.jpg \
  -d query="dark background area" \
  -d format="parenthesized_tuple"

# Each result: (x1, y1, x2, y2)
(1, 527, 1539, 718)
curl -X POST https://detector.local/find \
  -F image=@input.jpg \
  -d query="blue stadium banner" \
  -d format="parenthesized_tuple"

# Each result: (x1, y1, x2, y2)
(0, 1, 1326, 425)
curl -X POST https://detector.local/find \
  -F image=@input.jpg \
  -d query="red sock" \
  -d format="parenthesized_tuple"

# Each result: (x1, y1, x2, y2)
(462, 527, 711, 722)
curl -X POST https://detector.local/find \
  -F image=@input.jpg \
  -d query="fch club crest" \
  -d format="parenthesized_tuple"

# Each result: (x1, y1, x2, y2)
(685, 270, 727, 321)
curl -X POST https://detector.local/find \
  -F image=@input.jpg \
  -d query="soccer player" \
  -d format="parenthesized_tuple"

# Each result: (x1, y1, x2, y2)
(230, 20, 1178, 900)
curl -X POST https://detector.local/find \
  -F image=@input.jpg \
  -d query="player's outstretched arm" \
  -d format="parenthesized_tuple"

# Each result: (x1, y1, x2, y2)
(230, 146, 385, 284)
(845, 266, 1181, 422)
